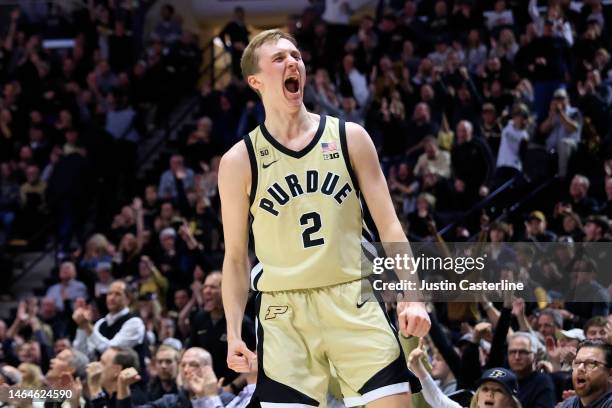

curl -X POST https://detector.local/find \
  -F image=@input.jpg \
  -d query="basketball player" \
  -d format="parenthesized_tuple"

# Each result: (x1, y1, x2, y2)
(219, 30, 431, 407)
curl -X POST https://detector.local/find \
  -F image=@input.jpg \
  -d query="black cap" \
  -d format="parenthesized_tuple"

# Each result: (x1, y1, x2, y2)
(585, 215, 609, 233)
(477, 368, 519, 397)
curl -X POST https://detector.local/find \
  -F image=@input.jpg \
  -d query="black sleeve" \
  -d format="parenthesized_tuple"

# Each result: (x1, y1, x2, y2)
(461, 342, 484, 390)
(427, 312, 462, 380)
(88, 395, 111, 408)
(486, 307, 512, 369)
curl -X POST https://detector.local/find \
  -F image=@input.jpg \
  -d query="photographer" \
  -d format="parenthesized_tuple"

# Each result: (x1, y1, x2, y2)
(539, 88, 582, 177)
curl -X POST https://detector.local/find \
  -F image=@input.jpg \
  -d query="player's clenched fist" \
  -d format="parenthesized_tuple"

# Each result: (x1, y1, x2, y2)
(397, 302, 431, 338)
(227, 339, 257, 373)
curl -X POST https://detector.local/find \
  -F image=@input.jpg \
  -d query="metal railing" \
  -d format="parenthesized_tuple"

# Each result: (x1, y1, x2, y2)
(437, 176, 519, 238)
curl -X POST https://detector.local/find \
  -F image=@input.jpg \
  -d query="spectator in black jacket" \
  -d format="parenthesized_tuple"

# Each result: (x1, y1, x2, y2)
(147, 345, 179, 401)
(188, 272, 256, 388)
(219, 7, 249, 78)
(451, 120, 495, 209)
(116, 347, 235, 408)
(508, 332, 556, 408)
(86, 346, 148, 406)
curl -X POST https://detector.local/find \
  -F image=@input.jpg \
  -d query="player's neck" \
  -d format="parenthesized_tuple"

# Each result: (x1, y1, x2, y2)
(263, 104, 313, 141)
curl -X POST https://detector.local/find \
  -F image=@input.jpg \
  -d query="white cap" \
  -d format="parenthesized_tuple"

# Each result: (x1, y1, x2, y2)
(556, 328, 585, 341)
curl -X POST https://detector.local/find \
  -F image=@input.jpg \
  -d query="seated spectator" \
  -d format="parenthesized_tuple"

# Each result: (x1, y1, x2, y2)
(561, 340, 612, 407)
(407, 103, 439, 154)
(409, 338, 522, 408)
(540, 88, 582, 177)
(407, 193, 439, 239)
(45, 347, 88, 399)
(522, 211, 557, 243)
(550, 329, 585, 372)
(431, 348, 457, 395)
(507, 332, 556, 408)
(86, 346, 148, 405)
(583, 316, 611, 342)
(116, 347, 235, 407)
(80, 233, 114, 285)
(419, 167, 455, 213)
(147, 345, 179, 401)
(17, 362, 42, 390)
(39, 296, 68, 342)
(388, 162, 417, 215)
(536, 309, 563, 341)
(188, 272, 255, 387)
(414, 136, 451, 179)
(564, 257, 610, 326)
(485, 0, 514, 31)
(583, 215, 609, 242)
(561, 175, 599, 220)
(45, 261, 88, 312)
(479, 102, 503, 156)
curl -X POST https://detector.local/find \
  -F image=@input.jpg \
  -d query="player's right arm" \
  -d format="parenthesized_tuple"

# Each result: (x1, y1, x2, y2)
(219, 141, 257, 373)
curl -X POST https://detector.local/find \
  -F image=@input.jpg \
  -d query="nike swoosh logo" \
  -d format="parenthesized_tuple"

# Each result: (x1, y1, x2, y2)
(356, 299, 368, 308)
(262, 159, 279, 169)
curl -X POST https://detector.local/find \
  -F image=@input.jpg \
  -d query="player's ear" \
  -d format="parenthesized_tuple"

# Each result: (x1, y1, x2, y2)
(247, 75, 261, 93)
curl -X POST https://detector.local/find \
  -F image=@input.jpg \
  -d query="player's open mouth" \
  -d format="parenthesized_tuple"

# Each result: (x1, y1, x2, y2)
(284, 76, 300, 94)
(575, 377, 587, 388)
(483, 401, 494, 407)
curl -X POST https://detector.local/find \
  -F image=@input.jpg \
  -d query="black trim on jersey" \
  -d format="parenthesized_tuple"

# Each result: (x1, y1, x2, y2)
(243, 135, 258, 207)
(254, 294, 319, 406)
(260, 115, 326, 159)
(367, 286, 423, 395)
(339, 119, 360, 193)
(252, 265, 263, 291)
(361, 197, 381, 242)
(358, 353, 421, 396)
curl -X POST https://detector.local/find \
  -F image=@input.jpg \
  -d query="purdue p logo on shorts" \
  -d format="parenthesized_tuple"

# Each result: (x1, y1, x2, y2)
(265, 306, 289, 320)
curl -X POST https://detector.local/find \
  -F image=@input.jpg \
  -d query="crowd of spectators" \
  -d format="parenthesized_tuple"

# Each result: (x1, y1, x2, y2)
(1, 0, 612, 407)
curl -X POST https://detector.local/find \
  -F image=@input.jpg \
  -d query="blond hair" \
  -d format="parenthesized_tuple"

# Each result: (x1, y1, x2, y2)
(241, 29, 297, 80)
(469, 383, 523, 408)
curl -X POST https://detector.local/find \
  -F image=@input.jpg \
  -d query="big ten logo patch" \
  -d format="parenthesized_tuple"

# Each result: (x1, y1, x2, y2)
(265, 306, 289, 320)
(323, 152, 340, 160)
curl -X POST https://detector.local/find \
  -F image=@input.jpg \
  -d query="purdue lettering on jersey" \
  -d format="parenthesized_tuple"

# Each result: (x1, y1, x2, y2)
(245, 115, 365, 292)
(259, 170, 353, 217)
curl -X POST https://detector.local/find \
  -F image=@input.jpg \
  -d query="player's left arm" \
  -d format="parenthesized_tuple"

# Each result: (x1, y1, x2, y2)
(346, 122, 431, 337)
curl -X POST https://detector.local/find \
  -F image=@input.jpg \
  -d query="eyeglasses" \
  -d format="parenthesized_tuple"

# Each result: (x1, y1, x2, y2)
(508, 349, 533, 357)
(571, 359, 610, 371)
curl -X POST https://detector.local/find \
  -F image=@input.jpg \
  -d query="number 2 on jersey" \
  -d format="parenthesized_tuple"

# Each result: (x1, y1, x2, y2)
(300, 212, 324, 248)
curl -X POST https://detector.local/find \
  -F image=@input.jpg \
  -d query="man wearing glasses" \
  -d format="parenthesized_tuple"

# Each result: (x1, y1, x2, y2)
(561, 340, 612, 407)
(507, 332, 556, 408)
